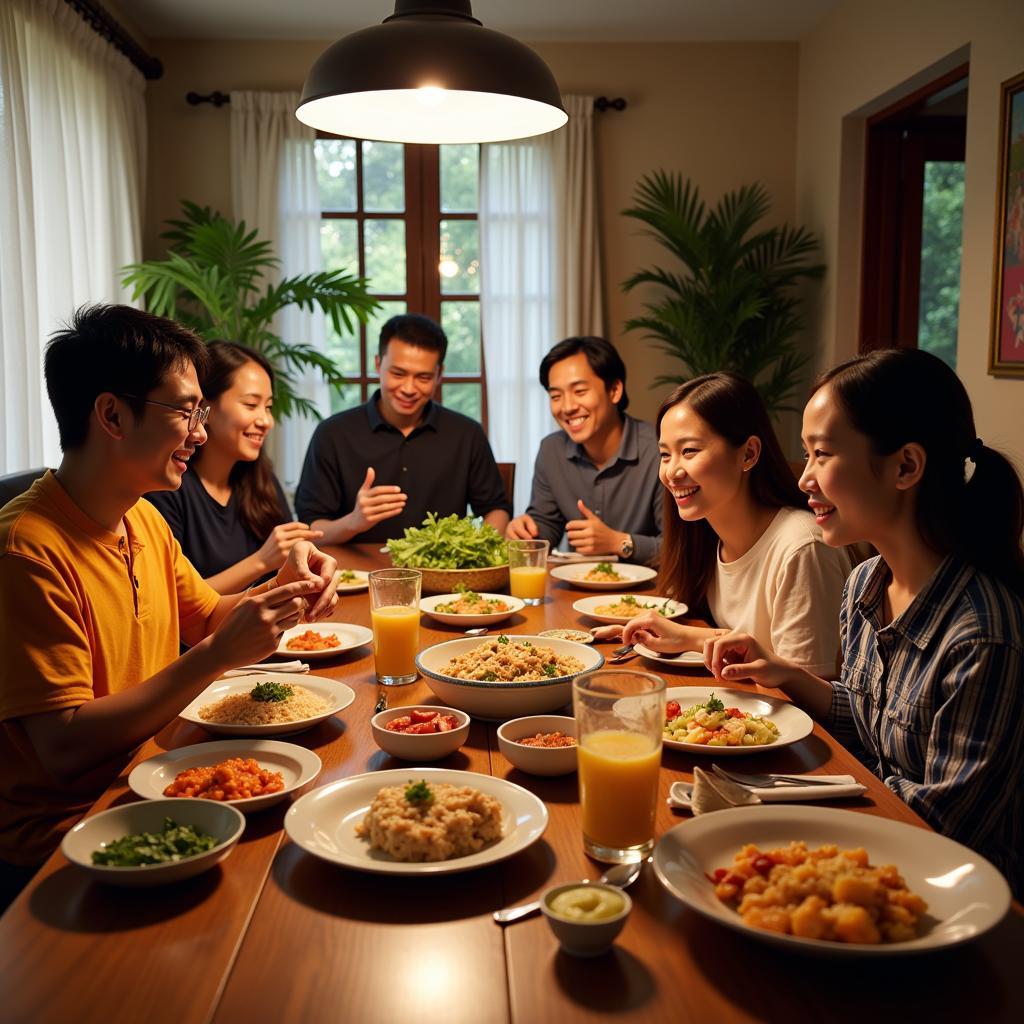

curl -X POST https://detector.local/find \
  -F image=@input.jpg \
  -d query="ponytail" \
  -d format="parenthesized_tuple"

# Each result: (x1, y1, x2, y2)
(814, 350, 1024, 596)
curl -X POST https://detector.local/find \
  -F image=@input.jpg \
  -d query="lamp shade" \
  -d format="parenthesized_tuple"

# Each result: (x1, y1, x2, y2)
(296, 1, 567, 144)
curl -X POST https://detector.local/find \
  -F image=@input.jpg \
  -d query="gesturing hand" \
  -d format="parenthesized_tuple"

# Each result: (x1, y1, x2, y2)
(277, 541, 339, 621)
(703, 632, 787, 687)
(212, 579, 321, 667)
(565, 499, 624, 556)
(256, 521, 323, 573)
(344, 467, 407, 534)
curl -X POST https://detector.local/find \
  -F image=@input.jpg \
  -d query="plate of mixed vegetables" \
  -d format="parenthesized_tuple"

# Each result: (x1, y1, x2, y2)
(420, 588, 525, 627)
(661, 688, 813, 755)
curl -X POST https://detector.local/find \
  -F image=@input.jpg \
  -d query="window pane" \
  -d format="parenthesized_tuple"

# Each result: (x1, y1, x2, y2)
(329, 381, 363, 416)
(441, 301, 481, 373)
(320, 219, 359, 275)
(362, 141, 405, 212)
(315, 139, 357, 211)
(442, 382, 482, 423)
(440, 144, 479, 213)
(439, 219, 480, 294)
(364, 300, 408, 377)
(325, 318, 359, 377)
(364, 219, 406, 294)
(918, 161, 964, 371)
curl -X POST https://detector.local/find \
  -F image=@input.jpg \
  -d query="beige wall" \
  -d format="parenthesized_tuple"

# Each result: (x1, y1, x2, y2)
(796, 0, 1024, 466)
(144, 39, 799, 424)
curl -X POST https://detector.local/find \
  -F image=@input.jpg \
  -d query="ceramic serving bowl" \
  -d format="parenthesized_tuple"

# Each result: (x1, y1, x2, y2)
(497, 715, 578, 776)
(61, 798, 245, 887)
(370, 706, 471, 761)
(541, 882, 633, 956)
(416, 635, 604, 720)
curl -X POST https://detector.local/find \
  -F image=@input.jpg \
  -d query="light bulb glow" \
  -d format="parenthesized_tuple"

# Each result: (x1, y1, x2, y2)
(416, 86, 447, 107)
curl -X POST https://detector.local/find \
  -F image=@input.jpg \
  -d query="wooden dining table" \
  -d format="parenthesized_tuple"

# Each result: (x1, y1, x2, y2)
(1, 543, 1021, 1024)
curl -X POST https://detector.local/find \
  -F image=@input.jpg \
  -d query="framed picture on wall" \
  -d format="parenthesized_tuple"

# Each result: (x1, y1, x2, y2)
(990, 70, 1024, 377)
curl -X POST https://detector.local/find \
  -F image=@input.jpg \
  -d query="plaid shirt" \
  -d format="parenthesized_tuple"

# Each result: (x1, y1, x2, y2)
(828, 555, 1024, 896)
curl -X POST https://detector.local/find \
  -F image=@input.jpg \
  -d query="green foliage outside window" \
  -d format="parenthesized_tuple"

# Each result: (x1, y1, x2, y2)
(918, 161, 964, 370)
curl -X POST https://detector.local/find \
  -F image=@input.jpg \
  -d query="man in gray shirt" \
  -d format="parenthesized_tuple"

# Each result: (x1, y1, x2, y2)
(506, 336, 663, 564)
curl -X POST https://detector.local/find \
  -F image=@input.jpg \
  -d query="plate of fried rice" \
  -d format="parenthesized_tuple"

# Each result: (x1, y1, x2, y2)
(180, 672, 356, 736)
(284, 767, 548, 874)
(416, 635, 604, 720)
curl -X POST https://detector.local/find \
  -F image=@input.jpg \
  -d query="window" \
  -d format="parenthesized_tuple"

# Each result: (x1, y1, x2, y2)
(314, 139, 485, 423)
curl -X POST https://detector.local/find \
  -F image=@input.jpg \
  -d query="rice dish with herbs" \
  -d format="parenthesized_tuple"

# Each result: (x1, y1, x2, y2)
(356, 780, 503, 861)
(198, 684, 330, 725)
(441, 636, 584, 682)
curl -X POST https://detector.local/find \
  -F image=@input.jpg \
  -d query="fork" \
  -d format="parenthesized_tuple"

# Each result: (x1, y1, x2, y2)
(609, 643, 635, 662)
(711, 764, 850, 788)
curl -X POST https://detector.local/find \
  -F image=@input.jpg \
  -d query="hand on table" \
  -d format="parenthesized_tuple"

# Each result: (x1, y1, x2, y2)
(505, 513, 539, 540)
(565, 500, 625, 556)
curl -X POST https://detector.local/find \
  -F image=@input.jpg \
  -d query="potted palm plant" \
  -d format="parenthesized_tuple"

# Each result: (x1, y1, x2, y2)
(122, 201, 379, 418)
(621, 171, 825, 413)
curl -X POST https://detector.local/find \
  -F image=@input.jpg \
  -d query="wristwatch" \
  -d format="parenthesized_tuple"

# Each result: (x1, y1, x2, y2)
(619, 534, 635, 559)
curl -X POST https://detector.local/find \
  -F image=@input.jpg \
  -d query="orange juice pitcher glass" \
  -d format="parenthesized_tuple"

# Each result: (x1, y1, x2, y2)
(508, 539, 549, 606)
(573, 669, 666, 863)
(369, 568, 422, 686)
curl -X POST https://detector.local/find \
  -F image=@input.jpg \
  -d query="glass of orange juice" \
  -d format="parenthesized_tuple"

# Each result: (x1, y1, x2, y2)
(368, 568, 422, 685)
(573, 669, 666, 863)
(508, 539, 549, 606)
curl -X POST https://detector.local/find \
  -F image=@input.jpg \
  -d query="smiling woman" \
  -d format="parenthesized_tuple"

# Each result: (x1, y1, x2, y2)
(147, 342, 317, 593)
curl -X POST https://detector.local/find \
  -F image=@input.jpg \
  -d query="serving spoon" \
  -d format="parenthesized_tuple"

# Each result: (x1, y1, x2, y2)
(493, 858, 644, 924)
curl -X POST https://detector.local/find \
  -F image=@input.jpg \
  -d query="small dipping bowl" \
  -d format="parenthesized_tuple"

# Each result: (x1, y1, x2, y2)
(371, 706, 470, 761)
(541, 882, 633, 956)
(497, 715, 577, 776)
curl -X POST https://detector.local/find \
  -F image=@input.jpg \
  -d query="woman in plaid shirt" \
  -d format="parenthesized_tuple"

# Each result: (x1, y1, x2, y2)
(705, 349, 1024, 896)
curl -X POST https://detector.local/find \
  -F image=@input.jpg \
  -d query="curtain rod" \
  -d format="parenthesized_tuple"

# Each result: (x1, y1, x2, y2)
(186, 91, 627, 111)
(64, 1, 163, 80)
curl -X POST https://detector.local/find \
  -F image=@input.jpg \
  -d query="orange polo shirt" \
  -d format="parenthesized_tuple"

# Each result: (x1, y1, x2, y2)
(0, 472, 220, 865)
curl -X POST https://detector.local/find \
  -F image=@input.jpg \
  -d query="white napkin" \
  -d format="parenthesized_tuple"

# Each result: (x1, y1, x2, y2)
(668, 774, 866, 811)
(222, 660, 310, 677)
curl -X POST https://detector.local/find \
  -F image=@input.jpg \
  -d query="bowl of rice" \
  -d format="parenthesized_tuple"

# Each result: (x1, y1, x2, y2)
(179, 672, 356, 736)
(416, 635, 604, 720)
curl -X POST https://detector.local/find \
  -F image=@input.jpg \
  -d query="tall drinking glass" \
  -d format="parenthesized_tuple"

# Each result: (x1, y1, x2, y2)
(573, 669, 666, 863)
(508, 539, 549, 606)
(369, 568, 422, 686)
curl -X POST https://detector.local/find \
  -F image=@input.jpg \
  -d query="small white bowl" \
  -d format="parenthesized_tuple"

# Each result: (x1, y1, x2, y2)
(61, 798, 245, 887)
(497, 715, 578, 776)
(371, 706, 471, 761)
(541, 882, 633, 956)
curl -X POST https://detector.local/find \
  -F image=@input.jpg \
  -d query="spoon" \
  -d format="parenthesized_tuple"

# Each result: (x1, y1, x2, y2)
(493, 859, 644, 924)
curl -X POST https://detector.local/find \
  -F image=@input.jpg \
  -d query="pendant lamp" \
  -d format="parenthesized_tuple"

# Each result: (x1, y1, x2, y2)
(296, 1, 567, 144)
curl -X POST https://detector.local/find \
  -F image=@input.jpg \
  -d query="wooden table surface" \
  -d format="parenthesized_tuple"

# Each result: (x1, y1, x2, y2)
(1, 545, 1021, 1024)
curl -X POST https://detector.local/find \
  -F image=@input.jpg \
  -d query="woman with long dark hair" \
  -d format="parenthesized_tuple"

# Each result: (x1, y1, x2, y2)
(148, 342, 320, 593)
(616, 372, 853, 675)
(706, 349, 1024, 893)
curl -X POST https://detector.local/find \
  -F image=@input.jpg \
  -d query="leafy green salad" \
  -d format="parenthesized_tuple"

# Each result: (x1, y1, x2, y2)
(386, 513, 507, 569)
(91, 818, 218, 867)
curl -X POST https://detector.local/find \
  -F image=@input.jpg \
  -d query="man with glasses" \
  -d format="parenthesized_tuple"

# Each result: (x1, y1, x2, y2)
(0, 304, 339, 908)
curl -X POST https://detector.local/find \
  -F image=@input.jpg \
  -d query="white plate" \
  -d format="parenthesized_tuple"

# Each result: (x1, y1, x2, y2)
(284, 767, 548, 875)
(653, 805, 1011, 956)
(573, 594, 688, 625)
(661, 687, 813, 755)
(549, 562, 658, 591)
(276, 622, 373, 659)
(416, 635, 604, 720)
(180, 672, 356, 736)
(128, 739, 322, 812)
(334, 569, 369, 592)
(634, 643, 706, 667)
(419, 592, 526, 627)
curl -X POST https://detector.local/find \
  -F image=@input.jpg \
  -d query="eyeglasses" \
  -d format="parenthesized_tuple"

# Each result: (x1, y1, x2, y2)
(118, 394, 211, 433)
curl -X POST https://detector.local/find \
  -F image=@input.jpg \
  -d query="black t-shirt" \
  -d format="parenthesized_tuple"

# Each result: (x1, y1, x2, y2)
(294, 392, 511, 544)
(146, 468, 291, 580)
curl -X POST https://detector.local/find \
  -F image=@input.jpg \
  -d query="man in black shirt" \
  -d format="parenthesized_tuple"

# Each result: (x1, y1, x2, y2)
(295, 315, 510, 544)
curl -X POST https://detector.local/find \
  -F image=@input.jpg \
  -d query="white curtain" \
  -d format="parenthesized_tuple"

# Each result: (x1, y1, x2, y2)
(479, 95, 604, 514)
(229, 91, 326, 496)
(0, 0, 146, 473)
